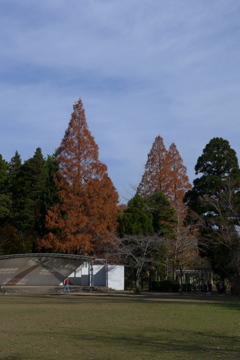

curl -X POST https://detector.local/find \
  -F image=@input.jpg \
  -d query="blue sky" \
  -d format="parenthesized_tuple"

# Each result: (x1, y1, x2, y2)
(1, 1, 240, 203)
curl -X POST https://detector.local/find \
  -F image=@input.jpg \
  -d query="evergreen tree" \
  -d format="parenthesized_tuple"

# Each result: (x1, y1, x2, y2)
(147, 192, 176, 235)
(195, 137, 239, 177)
(0, 154, 11, 225)
(37, 154, 59, 240)
(38, 99, 119, 255)
(8, 151, 22, 178)
(12, 148, 46, 239)
(118, 195, 154, 236)
(0, 152, 31, 254)
(117, 192, 176, 293)
(0, 224, 32, 255)
(185, 137, 240, 279)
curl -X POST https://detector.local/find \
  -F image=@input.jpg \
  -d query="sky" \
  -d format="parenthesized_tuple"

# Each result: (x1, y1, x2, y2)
(1, 0, 240, 203)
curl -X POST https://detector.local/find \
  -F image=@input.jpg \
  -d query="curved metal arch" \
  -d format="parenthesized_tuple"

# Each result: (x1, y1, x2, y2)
(0, 253, 96, 286)
(0, 253, 96, 261)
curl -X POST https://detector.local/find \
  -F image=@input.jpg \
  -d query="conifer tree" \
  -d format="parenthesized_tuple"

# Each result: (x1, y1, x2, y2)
(0, 150, 46, 254)
(185, 137, 240, 279)
(136, 137, 195, 279)
(167, 143, 192, 212)
(163, 143, 194, 280)
(8, 151, 22, 177)
(7, 151, 22, 220)
(137, 136, 191, 210)
(117, 192, 176, 293)
(0, 154, 11, 225)
(137, 135, 170, 198)
(37, 154, 59, 238)
(39, 99, 119, 255)
(12, 148, 46, 236)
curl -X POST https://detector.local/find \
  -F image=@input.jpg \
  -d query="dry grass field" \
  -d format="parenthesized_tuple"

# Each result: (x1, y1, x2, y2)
(0, 290, 240, 360)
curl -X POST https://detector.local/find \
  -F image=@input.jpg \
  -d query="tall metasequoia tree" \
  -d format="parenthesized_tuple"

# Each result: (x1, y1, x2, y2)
(38, 99, 119, 255)
(167, 143, 192, 212)
(137, 136, 170, 198)
(136, 137, 191, 207)
(136, 137, 197, 279)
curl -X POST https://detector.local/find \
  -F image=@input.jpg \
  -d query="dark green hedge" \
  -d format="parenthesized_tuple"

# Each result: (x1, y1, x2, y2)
(151, 280, 180, 292)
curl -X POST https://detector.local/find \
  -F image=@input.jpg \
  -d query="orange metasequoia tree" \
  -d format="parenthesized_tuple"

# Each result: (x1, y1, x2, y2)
(136, 135, 170, 198)
(137, 136, 191, 212)
(166, 143, 201, 279)
(167, 142, 192, 213)
(136, 136, 198, 279)
(38, 99, 119, 255)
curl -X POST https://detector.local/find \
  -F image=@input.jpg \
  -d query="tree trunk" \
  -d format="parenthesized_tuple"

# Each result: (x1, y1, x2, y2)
(135, 269, 141, 293)
(179, 270, 184, 295)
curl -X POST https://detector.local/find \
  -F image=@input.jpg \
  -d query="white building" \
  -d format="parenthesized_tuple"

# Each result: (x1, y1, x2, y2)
(69, 262, 125, 290)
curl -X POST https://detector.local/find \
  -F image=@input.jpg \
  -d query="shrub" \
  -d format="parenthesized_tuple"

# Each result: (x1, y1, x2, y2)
(151, 279, 180, 292)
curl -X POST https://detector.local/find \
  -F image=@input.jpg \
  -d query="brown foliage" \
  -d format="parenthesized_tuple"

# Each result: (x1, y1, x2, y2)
(137, 136, 197, 275)
(38, 99, 119, 255)
(137, 136, 191, 212)
(137, 135, 169, 198)
(168, 143, 192, 212)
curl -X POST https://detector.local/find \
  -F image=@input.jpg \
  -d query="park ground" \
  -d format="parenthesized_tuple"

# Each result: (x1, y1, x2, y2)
(0, 289, 240, 360)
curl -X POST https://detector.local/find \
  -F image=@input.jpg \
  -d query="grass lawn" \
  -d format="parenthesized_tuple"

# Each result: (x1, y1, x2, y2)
(0, 291, 240, 360)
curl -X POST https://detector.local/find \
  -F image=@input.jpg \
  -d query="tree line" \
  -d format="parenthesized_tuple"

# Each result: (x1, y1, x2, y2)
(1, 99, 240, 292)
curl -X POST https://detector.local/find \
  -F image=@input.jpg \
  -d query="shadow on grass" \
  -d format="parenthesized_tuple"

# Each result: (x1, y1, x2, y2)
(28, 324, 240, 359)
(2, 290, 240, 302)
(58, 291, 240, 308)
(72, 325, 240, 358)
(1, 293, 240, 360)
(2, 292, 240, 316)
(3, 323, 240, 360)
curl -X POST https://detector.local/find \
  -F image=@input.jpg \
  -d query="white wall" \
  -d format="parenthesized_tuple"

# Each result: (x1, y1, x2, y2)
(68, 263, 124, 290)
(107, 265, 124, 290)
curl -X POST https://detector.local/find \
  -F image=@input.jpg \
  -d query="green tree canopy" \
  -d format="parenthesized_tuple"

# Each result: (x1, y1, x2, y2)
(117, 192, 176, 293)
(118, 195, 154, 236)
(195, 137, 239, 177)
(12, 148, 47, 237)
(0, 154, 11, 225)
(185, 137, 240, 279)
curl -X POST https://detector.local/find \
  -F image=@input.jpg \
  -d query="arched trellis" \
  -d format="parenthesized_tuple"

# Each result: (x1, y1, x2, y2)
(176, 268, 214, 291)
(0, 253, 98, 286)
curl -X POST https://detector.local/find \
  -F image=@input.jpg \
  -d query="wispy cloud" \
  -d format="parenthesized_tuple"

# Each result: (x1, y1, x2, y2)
(1, 0, 240, 202)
